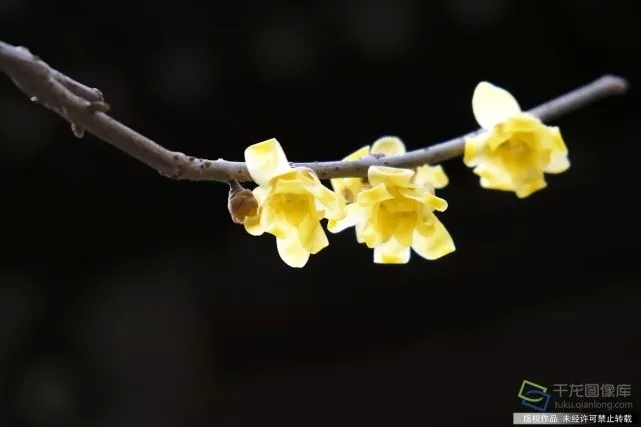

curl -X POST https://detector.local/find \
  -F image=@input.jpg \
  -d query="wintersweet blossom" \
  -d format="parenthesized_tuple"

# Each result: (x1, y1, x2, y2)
(331, 136, 448, 203)
(464, 81, 570, 198)
(328, 165, 455, 264)
(242, 138, 346, 268)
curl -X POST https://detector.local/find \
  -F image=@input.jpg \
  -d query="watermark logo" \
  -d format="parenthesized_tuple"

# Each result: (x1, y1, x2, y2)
(518, 380, 552, 412)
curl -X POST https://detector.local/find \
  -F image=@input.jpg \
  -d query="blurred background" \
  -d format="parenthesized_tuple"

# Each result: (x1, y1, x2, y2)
(1, 0, 640, 426)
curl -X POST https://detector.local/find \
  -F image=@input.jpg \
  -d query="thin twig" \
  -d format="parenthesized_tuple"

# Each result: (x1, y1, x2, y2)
(0, 40, 629, 183)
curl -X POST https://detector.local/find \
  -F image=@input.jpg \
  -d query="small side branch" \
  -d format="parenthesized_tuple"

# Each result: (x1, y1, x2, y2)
(0, 41, 629, 183)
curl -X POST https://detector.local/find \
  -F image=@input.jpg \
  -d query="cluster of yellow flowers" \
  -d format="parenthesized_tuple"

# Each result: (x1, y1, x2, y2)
(234, 82, 570, 267)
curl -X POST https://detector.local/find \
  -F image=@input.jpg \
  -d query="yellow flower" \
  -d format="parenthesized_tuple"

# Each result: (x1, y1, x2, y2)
(328, 165, 455, 264)
(331, 136, 449, 203)
(242, 138, 346, 268)
(464, 81, 571, 198)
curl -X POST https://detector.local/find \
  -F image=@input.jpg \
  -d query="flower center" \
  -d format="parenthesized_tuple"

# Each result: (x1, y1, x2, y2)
(278, 193, 311, 225)
(341, 189, 355, 203)
(509, 138, 530, 155)
(495, 135, 534, 165)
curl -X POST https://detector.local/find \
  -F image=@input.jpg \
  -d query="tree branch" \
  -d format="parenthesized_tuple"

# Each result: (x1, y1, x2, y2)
(0, 40, 629, 183)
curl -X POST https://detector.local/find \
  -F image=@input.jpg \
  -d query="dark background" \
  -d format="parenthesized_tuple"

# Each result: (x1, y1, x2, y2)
(1, 0, 640, 426)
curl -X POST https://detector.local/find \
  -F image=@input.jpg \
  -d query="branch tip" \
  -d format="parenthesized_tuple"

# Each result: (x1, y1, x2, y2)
(602, 74, 629, 93)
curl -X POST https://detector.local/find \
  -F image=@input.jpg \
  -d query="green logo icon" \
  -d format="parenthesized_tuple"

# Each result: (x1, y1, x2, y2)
(518, 380, 551, 412)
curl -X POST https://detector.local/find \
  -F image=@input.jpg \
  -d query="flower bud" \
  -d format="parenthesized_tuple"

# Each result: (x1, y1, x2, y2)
(228, 182, 259, 224)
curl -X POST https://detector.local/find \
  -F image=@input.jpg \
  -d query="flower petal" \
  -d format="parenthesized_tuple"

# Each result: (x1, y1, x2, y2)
(503, 112, 541, 132)
(394, 215, 415, 247)
(413, 165, 449, 189)
(273, 177, 307, 195)
(330, 146, 371, 202)
(368, 166, 414, 188)
(398, 188, 448, 212)
(472, 82, 522, 130)
(362, 206, 387, 248)
(298, 214, 329, 254)
(357, 183, 394, 205)
(513, 176, 547, 199)
(343, 145, 371, 162)
(362, 226, 384, 248)
(263, 211, 292, 240)
(547, 126, 569, 154)
(327, 203, 361, 233)
(413, 216, 455, 260)
(354, 216, 366, 243)
(371, 136, 406, 156)
(244, 138, 292, 185)
(331, 178, 363, 203)
(545, 153, 570, 174)
(276, 234, 310, 268)
(463, 132, 491, 166)
(543, 127, 570, 174)
(252, 185, 271, 203)
(427, 194, 448, 212)
(397, 187, 429, 203)
(306, 182, 346, 220)
(487, 115, 541, 152)
(368, 204, 395, 244)
(373, 239, 411, 264)
(474, 163, 514, 192)
(243, 213, 264, 236)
